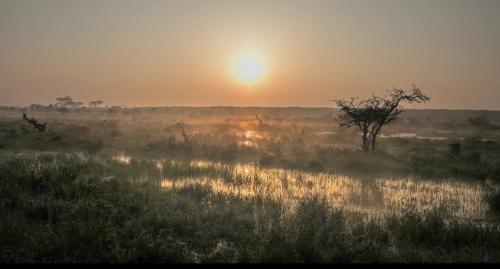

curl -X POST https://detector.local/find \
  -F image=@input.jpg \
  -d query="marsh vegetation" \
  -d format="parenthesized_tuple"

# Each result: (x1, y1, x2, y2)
(1, 106, 500, 262)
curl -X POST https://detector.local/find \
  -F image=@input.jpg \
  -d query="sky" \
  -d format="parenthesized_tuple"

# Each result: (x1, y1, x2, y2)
(1, 0, 500, 109)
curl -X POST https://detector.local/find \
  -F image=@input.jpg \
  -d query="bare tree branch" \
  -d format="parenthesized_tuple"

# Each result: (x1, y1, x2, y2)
(22, 113, 46, 133)
(334, 85, 430, 153)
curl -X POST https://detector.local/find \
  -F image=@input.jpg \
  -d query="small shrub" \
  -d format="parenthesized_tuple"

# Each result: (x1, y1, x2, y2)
(487, 191, 500, 214)
(448, 142, 461, 158)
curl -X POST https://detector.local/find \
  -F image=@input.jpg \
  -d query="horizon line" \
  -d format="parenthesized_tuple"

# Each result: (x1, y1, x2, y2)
(1, 104, 500, 112)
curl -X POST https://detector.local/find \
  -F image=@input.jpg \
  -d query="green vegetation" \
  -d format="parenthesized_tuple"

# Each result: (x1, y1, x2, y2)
(1, 153, 500, 263)
(1, 107, 500, 262)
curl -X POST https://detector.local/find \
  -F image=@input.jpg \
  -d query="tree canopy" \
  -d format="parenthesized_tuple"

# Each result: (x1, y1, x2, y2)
(335, 85, 430, 153)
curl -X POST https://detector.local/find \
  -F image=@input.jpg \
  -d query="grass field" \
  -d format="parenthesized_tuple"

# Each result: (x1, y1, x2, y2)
(1, 106, 500, 262)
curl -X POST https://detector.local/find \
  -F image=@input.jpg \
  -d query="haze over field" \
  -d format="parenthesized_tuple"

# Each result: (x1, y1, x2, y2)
(4, 0, 500, 263)
(1, 0, 500, 109)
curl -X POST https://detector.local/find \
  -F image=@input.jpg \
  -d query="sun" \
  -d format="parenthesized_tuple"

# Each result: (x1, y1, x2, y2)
(232, 51, 264, 85)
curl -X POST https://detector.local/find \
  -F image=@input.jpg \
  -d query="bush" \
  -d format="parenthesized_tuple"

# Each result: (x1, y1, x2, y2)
(487, 191, 500, 214)
(0, 155, 191, 263)
(3, 153, 500, 263)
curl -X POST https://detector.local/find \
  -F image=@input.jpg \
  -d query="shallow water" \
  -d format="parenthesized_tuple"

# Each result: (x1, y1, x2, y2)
(380, 133, 448, 140)
(18, 151, 490, 223)
(113, 153, 131, 164)
(152, 159, 489, 222)
(237, 130, 260, 148)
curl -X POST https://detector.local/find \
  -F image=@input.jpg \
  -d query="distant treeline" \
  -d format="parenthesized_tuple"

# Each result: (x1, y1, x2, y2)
(2, 105, 500, 124)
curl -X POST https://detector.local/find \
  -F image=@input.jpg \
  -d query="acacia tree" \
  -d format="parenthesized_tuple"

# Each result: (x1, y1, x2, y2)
(89, 100, 104, 108)
(55, 96, 83, 109)
(335, 85, 430, 153)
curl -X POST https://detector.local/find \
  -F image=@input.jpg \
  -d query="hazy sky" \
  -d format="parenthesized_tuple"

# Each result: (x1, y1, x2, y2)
(1, 0, 500, 109)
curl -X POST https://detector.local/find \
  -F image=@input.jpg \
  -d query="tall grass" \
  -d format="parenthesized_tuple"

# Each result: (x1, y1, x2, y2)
(1, 152, 500, 262)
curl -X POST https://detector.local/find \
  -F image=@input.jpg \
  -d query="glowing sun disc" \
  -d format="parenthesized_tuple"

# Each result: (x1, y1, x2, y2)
(233, 52, 264, 84)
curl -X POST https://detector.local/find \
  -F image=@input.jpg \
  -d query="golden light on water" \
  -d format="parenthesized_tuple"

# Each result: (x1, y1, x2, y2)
(109, 154, 488, 223)
(113, 154, 131, 164)
(157, 161, 488, 222)
(232, 51, 265, 85)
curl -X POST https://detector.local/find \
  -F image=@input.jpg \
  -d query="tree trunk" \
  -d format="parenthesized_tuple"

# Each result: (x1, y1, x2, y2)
(362, 130, 369, 152)
(370, 124, 383, 153)
(371, 135, 377, 153)
(370, 127, 382, 153)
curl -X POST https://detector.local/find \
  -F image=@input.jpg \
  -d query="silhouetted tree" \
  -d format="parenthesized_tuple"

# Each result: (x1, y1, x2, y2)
(29, 104, 46, 110)
(55, 96, 83, 109)
(22, 113, 46, 133)
(89, 100, 104, 108)
(335, 84, 430, 153)
(107, 106, 122, 113)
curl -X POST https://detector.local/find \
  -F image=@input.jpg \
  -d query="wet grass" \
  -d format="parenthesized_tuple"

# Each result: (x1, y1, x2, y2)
(2, 108, 500, 262)
(1, 152, 500, 262)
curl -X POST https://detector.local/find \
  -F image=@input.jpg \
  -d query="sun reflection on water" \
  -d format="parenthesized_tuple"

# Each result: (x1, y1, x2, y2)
(158, 161, 488, 222)
(113, 154, 131, 164)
